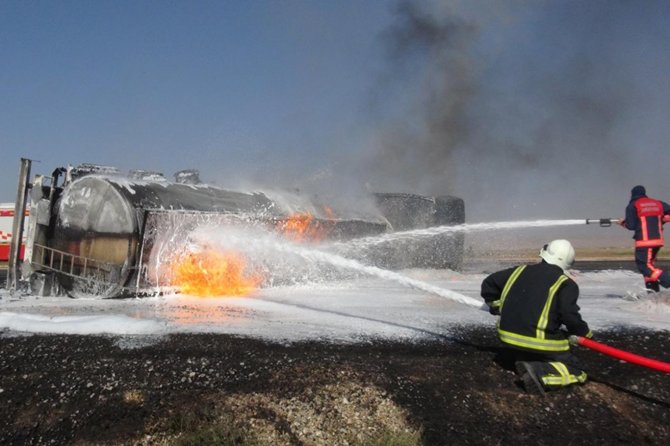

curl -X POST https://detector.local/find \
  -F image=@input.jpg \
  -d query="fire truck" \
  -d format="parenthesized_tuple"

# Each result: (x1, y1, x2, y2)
(0, 203, 28, 263)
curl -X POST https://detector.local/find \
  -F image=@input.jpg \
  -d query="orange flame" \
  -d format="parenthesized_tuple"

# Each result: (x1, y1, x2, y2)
(172, 248, 262, 297)
(323, 207, 335, 219)
(277, 212, 333, 243)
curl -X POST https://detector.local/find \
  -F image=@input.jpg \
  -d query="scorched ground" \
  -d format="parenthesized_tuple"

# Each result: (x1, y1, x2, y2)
(0, 326, 668, 445)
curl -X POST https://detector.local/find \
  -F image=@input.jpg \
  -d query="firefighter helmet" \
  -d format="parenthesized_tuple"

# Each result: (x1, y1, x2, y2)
(540, 239, 575, 271)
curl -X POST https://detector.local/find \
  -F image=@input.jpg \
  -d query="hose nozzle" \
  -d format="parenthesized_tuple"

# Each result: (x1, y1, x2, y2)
(585, 218, 620, 227)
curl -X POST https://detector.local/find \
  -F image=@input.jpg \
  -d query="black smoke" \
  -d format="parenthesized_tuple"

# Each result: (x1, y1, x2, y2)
(361, 0, 670, 222)
(362, 0, 478, 195)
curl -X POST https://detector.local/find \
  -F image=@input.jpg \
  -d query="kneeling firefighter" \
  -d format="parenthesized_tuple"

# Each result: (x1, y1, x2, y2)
(480, 239, 594, 394)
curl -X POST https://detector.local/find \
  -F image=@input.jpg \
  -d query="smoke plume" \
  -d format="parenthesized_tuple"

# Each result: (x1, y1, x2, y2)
(360, 0, 670, 222)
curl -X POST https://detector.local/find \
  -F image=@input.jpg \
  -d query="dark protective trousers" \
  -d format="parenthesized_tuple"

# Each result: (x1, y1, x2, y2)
(509, 348, 587, 390)
(634, 247, 670, 290)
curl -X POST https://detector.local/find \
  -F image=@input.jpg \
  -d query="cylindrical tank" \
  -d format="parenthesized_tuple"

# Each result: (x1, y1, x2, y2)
(49, 175, 277, 297)
(35, 173, 465, 297)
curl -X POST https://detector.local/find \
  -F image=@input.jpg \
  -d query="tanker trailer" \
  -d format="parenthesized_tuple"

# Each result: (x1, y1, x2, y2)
(27, 171, 280, 298)
(19, 162, 464, 298)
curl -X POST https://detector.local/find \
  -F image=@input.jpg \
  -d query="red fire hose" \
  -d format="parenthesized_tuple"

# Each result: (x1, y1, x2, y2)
(570, 336, 670, 373)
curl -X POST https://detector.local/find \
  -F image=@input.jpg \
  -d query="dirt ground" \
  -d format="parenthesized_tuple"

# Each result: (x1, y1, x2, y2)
(0, 326, 668, 446)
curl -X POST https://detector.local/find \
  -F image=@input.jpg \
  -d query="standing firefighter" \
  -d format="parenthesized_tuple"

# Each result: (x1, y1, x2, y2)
(620, 185, 670, 292)
(481, 240, 593, 394)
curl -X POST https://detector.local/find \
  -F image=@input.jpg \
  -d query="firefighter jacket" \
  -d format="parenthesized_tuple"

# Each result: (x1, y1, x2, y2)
(624, 190, 670, 248)
(481, 261, 592, 352)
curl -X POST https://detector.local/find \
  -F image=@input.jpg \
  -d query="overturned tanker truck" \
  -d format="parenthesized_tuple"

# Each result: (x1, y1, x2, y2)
(9, 159, 464, 298)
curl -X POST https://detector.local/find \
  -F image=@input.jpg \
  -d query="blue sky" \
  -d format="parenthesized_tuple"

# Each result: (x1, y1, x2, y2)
(0, 1, 392, 193)
(2, 1, 670, 221)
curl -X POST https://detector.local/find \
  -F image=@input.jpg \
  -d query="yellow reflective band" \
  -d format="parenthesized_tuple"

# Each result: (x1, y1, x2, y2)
(551, 362, 570, 385)
(500, 265, 526, 311)
(543, 376, 568, 386)
(536, 275, 568, 339)
(497, 328, 570, 351)
(542, 362, 587, 386)
(575, 371, 588, 383)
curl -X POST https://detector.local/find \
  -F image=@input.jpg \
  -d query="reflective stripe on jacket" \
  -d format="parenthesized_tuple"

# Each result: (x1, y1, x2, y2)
(625, 196, 670, 248)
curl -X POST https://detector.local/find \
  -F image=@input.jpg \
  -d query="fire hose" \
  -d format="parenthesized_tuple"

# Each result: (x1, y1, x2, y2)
(570, 335, 670, 373)
(577, 218, 670, 372)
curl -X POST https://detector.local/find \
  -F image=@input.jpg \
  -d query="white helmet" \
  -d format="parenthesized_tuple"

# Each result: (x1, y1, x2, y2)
(539, 239, 575, 271)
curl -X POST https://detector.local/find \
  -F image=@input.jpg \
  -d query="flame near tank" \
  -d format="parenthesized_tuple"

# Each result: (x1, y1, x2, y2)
(169, 211, 337, 297)
(276, 210, 334, 243)
(171, 248, 263, 297)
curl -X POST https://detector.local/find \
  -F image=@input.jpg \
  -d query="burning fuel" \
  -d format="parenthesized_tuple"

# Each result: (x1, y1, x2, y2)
(171, 248, 263, 297)
(276, 212, 334, 243)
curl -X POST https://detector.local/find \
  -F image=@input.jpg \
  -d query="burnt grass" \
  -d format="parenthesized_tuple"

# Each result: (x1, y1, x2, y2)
(0, 327, 669, 446)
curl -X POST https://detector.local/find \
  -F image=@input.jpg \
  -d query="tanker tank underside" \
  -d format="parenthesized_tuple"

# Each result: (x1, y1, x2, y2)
(22, 165, 465, 298)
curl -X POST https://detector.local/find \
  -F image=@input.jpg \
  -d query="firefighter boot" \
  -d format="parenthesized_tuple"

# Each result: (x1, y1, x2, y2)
(515, 361, 546, 395)
(646, 281, 660, 293)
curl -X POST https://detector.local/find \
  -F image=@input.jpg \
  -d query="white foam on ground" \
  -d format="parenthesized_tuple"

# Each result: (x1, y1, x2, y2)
(0, 311, 165, 335)
(1, 269, 668, 342)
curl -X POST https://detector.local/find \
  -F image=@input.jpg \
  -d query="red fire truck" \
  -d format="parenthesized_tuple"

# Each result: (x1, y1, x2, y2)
(0, 203, 28, 263)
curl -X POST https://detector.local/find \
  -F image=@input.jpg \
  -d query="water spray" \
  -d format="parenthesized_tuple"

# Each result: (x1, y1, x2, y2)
(193, 226, 484, 309)
(333, 219, 589, 249)
(570, 335, 670, 373)
(277, 243, 485, 309)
